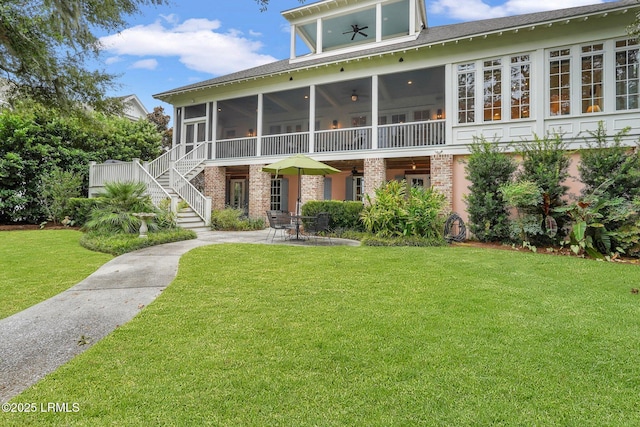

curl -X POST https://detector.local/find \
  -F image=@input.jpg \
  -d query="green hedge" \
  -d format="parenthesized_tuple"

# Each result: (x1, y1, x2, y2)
(301, 201, 364, 231)
(80, 229, 197, 256)
(360, 235, 447, 247)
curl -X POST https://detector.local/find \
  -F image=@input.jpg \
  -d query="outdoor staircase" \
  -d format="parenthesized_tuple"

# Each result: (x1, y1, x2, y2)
(155, 170, 210, 233)
(89, 143, 212, 233)
(145, 142, 212, 233)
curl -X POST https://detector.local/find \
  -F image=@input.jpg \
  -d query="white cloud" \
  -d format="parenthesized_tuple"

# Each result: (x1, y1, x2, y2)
(99, 17, 277, 76)
(429, 0, 607, 21)
(105, 56, 123, 65)
(132, 59, 159, 70)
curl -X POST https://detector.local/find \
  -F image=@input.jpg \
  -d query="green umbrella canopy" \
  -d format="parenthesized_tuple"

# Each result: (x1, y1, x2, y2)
(262, 154, 341, 177)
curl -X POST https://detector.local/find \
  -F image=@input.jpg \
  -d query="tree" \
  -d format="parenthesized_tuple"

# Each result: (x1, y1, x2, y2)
(147, 106, 172, 150)
(0, 103, 163, 223)
(255, 0, 305, 11)
(0, 0, 167, 113)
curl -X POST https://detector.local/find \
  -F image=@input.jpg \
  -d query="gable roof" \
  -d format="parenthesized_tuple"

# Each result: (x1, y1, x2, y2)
(154, 0, 638, 101)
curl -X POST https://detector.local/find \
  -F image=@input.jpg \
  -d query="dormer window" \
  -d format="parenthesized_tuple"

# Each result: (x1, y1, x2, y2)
(285, 0, 423, 60)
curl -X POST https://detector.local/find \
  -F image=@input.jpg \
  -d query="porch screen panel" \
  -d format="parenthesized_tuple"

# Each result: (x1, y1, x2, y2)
(457, 63, 475, 124)
(483, 59, 502, 121)
(510, 55, 530, 119)
(615, 39, 639, 111)
(581, 44, 604, 113)
(549, 49, 571, 116)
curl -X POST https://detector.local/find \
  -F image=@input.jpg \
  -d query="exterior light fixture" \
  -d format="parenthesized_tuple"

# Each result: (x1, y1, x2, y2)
(351, 92, 358, 102)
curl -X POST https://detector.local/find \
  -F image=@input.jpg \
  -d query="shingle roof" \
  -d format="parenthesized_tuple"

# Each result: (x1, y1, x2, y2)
(154, 0, 637, 100)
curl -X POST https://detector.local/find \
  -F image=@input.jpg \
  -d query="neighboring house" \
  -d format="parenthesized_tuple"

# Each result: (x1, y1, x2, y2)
(119, 94, 149, 121)
(100, 0, 640, 228)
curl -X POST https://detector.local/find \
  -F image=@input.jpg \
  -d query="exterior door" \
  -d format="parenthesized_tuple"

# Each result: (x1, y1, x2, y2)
(184, 121, 206, 154)
(229, 179, 246, 210)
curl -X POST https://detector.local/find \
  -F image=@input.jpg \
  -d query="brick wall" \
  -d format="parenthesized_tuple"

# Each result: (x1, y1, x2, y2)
(431, 153, 453, 211)
(301, 175, 324, 205)
(203, 166, 226, 211)
(249, 164, 271, 219)
(364, 158, 386, 203)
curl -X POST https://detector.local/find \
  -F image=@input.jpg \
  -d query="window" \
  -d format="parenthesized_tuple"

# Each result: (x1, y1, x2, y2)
(616, 39, 639, 111)
(353, 176, 364, 202)
(270, 178, 282, 211)
(483, 59, 502, 121)
(510, 55, 530, 119)
(457, 63, 475, 123)
(413, 110, 430, 121)
(184, 103, 206, 119)
(391, 114, 406, 124)
(582, 44, 604, 113)
(549, 49, 571, 116)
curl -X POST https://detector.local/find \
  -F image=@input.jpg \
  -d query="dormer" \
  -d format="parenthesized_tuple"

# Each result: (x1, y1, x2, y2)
(283, 0, 427, 62)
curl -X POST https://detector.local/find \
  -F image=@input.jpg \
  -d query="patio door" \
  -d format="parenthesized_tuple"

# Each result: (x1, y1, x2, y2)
(229, 179, 247, 211)
(184, 121, 206, 154)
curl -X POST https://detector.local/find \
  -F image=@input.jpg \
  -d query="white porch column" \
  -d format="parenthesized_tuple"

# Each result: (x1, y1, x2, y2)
(309, 85, 316, 153)
(257, 93, 263, 157)
(372, 75, 379, 150)
(211, 100, 218, 159)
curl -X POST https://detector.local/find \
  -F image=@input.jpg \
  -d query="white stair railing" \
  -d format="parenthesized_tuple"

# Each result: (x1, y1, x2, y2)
(174, 141, 208, 178)
(134, 160, 175, 211)
(170, 167, 211, 225)
(146, 145, 182, 179)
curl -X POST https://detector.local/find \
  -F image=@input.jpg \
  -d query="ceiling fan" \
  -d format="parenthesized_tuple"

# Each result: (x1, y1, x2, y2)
(343, 24, 368, 41)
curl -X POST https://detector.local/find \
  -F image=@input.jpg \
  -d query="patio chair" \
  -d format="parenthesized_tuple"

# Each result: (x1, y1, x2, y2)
(304, 212, 331, 244)
(266, 210, 295, 241)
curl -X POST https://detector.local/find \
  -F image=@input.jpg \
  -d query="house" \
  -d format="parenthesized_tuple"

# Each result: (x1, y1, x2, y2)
(119, 94, 149, 121)
(92, 0, 640, 230)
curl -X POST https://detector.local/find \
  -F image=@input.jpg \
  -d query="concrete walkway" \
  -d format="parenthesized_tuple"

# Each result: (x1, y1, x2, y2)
(0, 229, 358, 403)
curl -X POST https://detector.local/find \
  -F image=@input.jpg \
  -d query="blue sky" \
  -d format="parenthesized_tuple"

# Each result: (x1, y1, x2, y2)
(97, 0, 617, 118)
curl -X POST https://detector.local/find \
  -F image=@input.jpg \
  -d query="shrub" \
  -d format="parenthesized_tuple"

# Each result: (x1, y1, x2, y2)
(577, 122, 640, 256)
(38, 167, 83, 224)
(464, 137, 516, 242)
(361, 180, 447, 239)
(517, 133, 571, 244)
(360, 235, 446, 247)
(301, 200, 364, 231)
(499, 180, 543, 245)
(211, 207, 265, 231)
(84, 181, 159, 234)
(65, 197, 101, 226)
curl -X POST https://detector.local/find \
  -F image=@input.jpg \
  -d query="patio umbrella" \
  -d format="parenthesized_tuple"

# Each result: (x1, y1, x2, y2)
(262, 154, 341, 217)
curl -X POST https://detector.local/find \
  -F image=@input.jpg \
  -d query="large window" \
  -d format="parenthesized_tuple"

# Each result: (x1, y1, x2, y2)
(549, 49, 571, 116)
(483, 59, 502, 121)
(457, 63, 475, 124)
(510, 55, 530, 119)
(582, 44, 604, 113)
(616, 39, 639, 111)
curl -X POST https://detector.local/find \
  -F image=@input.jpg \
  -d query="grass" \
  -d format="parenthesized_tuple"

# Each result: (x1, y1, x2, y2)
(0, 230, 112, 319)
(3, 244, 640, 425)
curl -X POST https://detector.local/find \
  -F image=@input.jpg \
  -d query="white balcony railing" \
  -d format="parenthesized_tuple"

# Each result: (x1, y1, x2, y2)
(378, 120, 446, 148)
(216, 137, 257, 159)
(262, 133, 310, 156)
(315, 128, 372, 152)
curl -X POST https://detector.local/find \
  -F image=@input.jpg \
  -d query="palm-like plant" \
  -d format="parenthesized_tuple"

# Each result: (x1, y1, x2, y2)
(85, 181, 158, 234)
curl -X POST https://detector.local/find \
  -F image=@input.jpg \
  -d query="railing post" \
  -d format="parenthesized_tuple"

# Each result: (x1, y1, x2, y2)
(204, 197, 212, 226)
(88, 161, 96, 198)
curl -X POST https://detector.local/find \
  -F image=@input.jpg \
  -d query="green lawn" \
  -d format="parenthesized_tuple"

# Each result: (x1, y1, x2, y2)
(3, 244, 640, 426)
(0, 230, 112, 319)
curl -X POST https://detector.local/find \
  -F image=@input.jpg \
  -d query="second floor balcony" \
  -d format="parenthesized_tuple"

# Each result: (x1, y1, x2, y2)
(211, 120, 445, 160)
